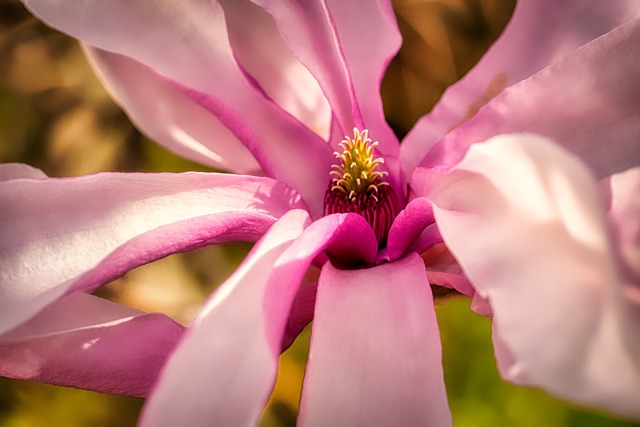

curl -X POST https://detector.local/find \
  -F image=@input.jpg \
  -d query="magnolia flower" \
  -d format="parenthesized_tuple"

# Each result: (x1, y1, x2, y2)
(2, 0, 640, 426)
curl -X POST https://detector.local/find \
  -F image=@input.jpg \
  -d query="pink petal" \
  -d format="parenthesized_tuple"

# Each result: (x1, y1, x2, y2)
(22, 0, 334, 213)
(247, 1, 359, 138)
(0, 163, 47, 181)
(421, 133, 640, 419)
(599, 168, 640, 361)
(176, 84, 333, 216)
(298, 253, 451, 427)
(323, 0, 401, 153)
(0, 171, 302, 335)
(281, 279, 318, 351)
(261, 212, 378, 349)
(417, 18, 640, 180)
(21, 0, 248, 102)
(84, 47, 261, 174)
(221, 0, 332, 140)
(387, 197, 435, 261)
(422, 243, 475, 299)
(252, 0, 400, 154)
(600, 167, 640, 288)
(0, 293, 183, 397)
(405, 224, 444, 256)
(140, 211, 377, 427)
(139, 210, 307, 427)
(400, 1, 640, 176)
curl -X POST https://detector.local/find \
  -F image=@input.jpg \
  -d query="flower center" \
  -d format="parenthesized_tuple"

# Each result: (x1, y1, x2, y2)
(323, 128, 398, 244)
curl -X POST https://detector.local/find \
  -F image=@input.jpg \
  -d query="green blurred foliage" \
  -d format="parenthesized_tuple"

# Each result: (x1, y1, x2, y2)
(0, 377, 141, 427)
(1, 0, 638, 426)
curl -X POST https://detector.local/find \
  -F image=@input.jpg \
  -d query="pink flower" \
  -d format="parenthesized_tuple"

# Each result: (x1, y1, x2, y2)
(2, 0, 639, 425)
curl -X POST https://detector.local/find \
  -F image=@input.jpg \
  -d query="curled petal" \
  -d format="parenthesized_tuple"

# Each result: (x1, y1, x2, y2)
(401, 1, 640, 176)
(387, 197, 435, 261)
(406, 224, 444, 257)
(0, 293, 183, 397)
(421, 133, 640, 419)
(298, 254, 452, 427)
(0, 170, 302, 335)
(140, 211, 378, 427)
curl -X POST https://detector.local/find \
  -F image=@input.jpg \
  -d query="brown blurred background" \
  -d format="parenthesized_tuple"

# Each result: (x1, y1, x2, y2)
(1, 0, 638, 426)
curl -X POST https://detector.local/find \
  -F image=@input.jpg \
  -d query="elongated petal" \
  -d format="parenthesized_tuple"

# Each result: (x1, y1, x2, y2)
(416, 18, 640, 180)
(21, 0, 229, 95)
(298, 254, 451, 427)
(247, 0, 358, 139)
(22, 0, 333, 212)
(220, 0, 331, 139)
(84, 47, 261, 174)
(324, 0, 401, 153)
(252, 0, 400, 154)
(0, 293, 183, 397)
(282, 280, 317, 351)
(0, 170, 302, 335)
(177, 83, 333, 216)
(139, 210, 308, 427)
(140, 211, 377, 427)
(420, 134, 640, 419)
(401, 1, 640, 176)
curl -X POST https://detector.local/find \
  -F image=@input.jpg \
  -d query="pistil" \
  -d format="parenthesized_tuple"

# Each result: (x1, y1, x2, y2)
(323, 128, 398, 244)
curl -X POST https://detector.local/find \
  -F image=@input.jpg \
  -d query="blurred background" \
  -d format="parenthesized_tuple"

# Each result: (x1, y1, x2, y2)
(0, 0, 638, 426)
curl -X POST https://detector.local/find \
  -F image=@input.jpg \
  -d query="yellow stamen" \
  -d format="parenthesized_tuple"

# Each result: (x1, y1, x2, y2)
(329, 128, 388, 200)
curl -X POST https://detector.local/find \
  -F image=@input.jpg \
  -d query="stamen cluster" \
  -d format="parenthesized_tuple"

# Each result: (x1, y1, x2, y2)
(324, 128, 398, 245)
(329, 128, 388, 201)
